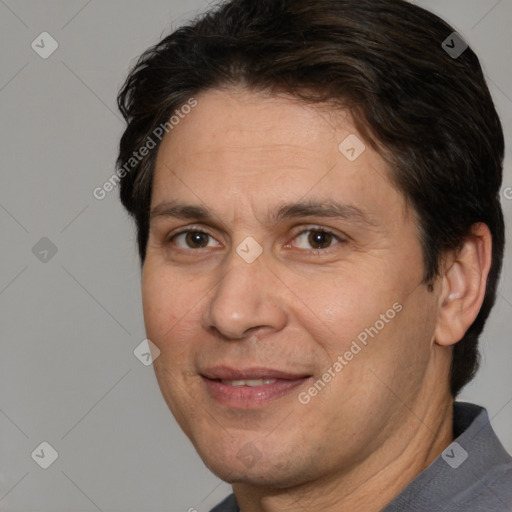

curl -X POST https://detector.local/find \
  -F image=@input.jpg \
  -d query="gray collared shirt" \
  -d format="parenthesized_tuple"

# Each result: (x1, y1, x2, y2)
(209, 402, 512, 511)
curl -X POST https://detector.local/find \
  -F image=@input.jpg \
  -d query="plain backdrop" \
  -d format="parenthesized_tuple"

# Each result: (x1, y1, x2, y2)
(1, 1, 511, 511)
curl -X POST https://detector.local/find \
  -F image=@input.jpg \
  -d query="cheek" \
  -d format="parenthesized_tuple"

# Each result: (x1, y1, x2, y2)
(353, 286, 438, 405)
(141, 262, 194, 353)
(284, 267, 398, 359)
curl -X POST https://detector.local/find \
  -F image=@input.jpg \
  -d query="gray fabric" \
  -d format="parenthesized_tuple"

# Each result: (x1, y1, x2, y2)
(383, 402, 512, 511)
(209, 402, 512, 512)
(210, 493, 239, 512)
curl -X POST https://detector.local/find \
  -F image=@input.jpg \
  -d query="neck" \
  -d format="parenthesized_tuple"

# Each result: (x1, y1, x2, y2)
(232, 390, 454, 512)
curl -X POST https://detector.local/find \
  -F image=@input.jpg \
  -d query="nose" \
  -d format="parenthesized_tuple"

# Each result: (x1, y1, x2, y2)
(202, 249, 287, 340)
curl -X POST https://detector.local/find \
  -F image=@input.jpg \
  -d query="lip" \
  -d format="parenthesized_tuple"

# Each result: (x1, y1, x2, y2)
(200, 366, 311, 409)
(201, 365, 309, 381)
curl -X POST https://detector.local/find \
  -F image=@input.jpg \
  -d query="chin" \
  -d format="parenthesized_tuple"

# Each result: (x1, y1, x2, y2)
(198, 446, 314, 489)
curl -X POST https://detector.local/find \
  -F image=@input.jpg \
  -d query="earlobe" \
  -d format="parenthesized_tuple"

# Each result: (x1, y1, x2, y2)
(434, 223, 492, 347)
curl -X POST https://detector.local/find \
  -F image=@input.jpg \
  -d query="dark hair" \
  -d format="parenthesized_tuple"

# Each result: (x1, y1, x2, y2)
(116, 0, 505, 396)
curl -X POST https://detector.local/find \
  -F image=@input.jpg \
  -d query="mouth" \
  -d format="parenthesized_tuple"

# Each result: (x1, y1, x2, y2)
(200, 366, 312, 409)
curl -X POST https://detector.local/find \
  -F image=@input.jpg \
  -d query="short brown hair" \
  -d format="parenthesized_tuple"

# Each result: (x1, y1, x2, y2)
(117, 0, 505, 396)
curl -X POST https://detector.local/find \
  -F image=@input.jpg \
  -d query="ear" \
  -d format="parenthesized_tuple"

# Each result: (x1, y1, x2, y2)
(434, 223, 493, 347)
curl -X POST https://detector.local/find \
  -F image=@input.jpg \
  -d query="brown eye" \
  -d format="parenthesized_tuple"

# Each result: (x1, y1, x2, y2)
(185, 232, 209, 248)
(293, 229, 341, 251)
(308, 230, 333, 249)
(172, 230, 218, 249)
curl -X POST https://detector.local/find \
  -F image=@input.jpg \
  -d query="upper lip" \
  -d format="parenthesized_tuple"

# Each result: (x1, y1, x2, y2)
(201, 366, 311, 380)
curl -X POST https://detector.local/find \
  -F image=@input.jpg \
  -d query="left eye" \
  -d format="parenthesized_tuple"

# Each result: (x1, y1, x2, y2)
(293, 229, 341, 250)
(172, 231, 219, 249)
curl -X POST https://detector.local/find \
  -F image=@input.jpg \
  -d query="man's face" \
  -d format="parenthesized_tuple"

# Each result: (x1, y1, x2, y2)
(142, 87, 444, 487)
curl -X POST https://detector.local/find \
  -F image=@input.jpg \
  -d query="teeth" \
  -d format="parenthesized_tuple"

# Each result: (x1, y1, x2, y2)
(221, 379, 277, 387)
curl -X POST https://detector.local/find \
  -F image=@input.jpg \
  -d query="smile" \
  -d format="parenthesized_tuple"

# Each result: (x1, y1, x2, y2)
(221, 379, 277, 386)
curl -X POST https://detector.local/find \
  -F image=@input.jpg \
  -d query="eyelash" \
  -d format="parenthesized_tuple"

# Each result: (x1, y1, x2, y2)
(166, 225, 346, 253)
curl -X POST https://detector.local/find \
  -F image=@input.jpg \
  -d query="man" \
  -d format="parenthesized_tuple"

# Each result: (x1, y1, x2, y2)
(116, 0, 511, 510)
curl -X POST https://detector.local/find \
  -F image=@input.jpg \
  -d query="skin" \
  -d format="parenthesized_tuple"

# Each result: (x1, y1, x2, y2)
(142, 87, 492, 512)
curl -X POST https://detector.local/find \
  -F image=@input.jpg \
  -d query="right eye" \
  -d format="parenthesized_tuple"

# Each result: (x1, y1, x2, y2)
(168, 230, 221, 249)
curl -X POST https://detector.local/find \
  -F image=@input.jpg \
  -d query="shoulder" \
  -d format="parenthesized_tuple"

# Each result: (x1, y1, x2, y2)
(384, 402, 512, 512)
(434, 402, 512, 511)
(447, 462, 512, 511)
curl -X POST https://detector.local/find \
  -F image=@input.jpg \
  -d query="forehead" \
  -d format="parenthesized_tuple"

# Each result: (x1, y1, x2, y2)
(157, 87, 352, 171)
(151, 87, 409, 225)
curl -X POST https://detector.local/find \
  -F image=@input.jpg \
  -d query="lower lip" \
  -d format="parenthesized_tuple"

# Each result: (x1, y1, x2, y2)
(202, 377, 310, 408)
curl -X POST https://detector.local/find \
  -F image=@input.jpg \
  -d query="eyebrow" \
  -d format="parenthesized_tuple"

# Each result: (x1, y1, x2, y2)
(149, 199, 378, 227)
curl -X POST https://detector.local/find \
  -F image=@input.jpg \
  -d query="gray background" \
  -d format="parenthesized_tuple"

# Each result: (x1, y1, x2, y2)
(0, 1, 511, 511)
